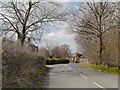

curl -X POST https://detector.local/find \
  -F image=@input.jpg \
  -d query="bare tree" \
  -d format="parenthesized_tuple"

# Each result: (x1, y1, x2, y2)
(74, 34, 99, 64)
(43, 42, 72, 59)
(39, 47, 49, 58)
(0, 1, 66, 45)
(61, 44, 72, 58)
(44, 39, 55, 59)
(68, 2, 117, 65)
(51, 46, 63, 58)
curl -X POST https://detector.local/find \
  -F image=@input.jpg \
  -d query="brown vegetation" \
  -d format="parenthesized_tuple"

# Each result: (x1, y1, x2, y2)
(2, 39, 46, 88)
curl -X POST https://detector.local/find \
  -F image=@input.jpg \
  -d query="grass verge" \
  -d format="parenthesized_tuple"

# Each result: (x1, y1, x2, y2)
(79, 63, 120, 75)
(20, 65, 47, 88)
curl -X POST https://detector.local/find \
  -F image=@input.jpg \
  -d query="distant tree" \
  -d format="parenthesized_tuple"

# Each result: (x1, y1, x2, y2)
(44, 39, 54, 59)
(39, 47, 49, 58)
(61, 44, 72, 58)
(51, 46, 63, 58)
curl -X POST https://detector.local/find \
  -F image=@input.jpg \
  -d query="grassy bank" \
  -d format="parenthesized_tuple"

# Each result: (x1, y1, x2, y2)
(20, 65, 47, 88)
(79, 63, 120, 75)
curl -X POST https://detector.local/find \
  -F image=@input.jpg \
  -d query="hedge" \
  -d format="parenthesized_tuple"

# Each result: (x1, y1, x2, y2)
(46, 59, 70, 65)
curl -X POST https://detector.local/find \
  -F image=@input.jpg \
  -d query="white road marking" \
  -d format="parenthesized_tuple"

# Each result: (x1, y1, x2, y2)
(65, 64, 68, 67)
(64, 64, 72, 69)
(64, 64, 105, 89)
(80, 74, 88, 79)
(65, 64, 69, 67)
(92, 82, 104, 88)
(68, 67, 72, 69)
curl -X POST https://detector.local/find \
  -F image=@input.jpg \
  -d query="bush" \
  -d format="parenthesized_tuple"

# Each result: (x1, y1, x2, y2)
(102, 52, 118, 67)
(46, 58, 69, 65)
(2, 39, 46, 88)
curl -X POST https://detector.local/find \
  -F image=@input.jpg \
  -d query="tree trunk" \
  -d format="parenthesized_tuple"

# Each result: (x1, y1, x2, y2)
(21, 36, 25, 46)
(99, 36, 103, 65)
(17, 32, 25, 46)
(20, 28, 26, 46)
(17, 32, 24, 46)
(99, 14, 102, 65)
(21, 39, 24, 46)
(17, 32, 21, 39)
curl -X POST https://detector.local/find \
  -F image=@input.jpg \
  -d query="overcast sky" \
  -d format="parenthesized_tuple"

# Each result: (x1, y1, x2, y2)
(40, 23, 77, 53)
(40, 2, 80, 53)
(0, 1, 81, 53)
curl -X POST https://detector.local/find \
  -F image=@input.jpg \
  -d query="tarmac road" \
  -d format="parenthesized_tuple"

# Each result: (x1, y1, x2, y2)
(45, 63, 118, 89)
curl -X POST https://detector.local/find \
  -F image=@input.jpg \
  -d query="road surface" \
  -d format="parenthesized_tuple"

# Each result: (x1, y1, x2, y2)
(45, 64, 118, 89)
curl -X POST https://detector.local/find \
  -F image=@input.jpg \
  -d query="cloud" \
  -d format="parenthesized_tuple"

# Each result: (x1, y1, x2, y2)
(49, 0, 70, 2)
(74, 5, 79, 10)
(40, 20, 78, 53)
(41, 28, 77, 53)
(49, 21, 69, 30)
(47, 0, 119, 2)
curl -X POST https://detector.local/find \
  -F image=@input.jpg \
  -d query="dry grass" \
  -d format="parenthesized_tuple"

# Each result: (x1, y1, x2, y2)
(2, 39, 46, 88)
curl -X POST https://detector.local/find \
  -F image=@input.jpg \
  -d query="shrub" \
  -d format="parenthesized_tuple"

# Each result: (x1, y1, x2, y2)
(2, 39, 46, 88)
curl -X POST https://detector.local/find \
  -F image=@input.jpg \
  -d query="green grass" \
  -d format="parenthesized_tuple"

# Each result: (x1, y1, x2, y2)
(20, 65, 47, 88)
(29, 65, 46, 88)
(79, 63, 120, 75)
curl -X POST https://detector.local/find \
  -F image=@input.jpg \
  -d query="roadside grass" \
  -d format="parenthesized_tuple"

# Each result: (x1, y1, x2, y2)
(69, 62, 74, 64)
(29, 65, 47, 88)
(20, 65, 47, 88)
(79, 63, 120, 75)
